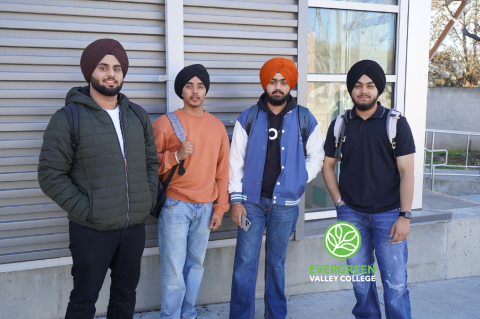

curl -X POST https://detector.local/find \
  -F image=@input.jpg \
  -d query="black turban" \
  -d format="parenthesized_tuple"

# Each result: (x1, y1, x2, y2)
(174, 64, 210, 99)
(80, 38, 129, 83)
(346, 60, 386, 97)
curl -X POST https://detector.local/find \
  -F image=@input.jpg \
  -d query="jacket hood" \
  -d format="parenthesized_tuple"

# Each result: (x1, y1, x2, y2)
(257, 92, 297, 115)
(65, 86, 130, 110)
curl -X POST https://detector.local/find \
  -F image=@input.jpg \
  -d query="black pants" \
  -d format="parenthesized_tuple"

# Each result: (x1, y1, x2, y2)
(65, 221, 146, 319)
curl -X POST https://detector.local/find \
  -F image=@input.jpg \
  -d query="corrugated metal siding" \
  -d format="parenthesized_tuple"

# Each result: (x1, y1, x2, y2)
(183, 0, 299, 239)
(0, 0, 166, 264)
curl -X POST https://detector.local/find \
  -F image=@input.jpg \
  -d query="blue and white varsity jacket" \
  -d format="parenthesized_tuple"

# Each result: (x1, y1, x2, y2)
(229, 105, 325, 206)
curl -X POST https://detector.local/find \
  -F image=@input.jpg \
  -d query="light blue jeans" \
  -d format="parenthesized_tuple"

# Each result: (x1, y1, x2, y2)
(158, 197, 213, 319)
(229, 197, 299, 319)
(336, 204, 411, 319)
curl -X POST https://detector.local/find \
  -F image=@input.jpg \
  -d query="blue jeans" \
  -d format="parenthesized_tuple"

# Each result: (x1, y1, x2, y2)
(229, 197, 299, 319)
(158, 197, 213, 319)
(336, 204, 411, 319)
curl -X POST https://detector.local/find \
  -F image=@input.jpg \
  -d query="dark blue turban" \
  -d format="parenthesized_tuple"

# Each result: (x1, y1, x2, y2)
(174, 64, 210, 99)
(347, 60, 386, 97)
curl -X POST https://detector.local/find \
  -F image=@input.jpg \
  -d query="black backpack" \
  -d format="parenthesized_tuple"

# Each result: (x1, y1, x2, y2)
(245, 104, 310, 158)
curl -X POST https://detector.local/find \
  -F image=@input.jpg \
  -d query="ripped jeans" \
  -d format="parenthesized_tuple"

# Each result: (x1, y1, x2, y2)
(336, 204, 411, 319)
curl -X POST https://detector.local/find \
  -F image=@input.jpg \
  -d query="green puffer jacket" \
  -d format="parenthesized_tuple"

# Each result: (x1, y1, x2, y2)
(38, 87, 159, 231)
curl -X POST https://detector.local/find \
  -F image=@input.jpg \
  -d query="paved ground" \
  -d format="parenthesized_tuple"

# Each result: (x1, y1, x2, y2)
(457, 193, 480, 204)
(98, 190, 480, 319)
(422, 189, 480, 211)
(104, 276, 480, 319)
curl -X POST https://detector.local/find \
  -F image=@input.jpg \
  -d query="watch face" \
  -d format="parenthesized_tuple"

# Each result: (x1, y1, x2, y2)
(401, 212, 412, 219)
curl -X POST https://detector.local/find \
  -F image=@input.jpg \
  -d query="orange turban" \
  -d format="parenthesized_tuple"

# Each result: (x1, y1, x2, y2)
(259, 58, 298, 90)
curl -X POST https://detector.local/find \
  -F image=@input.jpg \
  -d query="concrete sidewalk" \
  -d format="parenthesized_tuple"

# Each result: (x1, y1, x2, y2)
(105, 276, 480, 319)
(97, 190, 480, 319)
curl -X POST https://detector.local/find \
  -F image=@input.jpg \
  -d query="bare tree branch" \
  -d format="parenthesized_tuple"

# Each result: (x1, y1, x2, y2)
(463, 27, 480, 41)
(442, 1, 480, 42)
(442, 0, 467, 28)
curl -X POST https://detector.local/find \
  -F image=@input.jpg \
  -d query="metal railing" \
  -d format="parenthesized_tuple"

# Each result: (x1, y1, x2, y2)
(424, 129, 480, 190)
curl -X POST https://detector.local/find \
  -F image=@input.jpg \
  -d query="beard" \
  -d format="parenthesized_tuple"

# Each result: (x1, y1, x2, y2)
(266, 89, 289, 106)
(353, 94, 379, 112)
(91, 76, 123, 97)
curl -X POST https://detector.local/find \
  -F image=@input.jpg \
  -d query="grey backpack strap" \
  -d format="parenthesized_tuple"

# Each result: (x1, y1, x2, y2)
(165, 112, 187, 175)
(386, 109, 402, 155)
(333, 110, 348, 147)
(166, 112, 187, 142)
(333, 110, 350, 159)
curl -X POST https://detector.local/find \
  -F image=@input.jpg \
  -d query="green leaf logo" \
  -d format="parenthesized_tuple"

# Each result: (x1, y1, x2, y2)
(324, 222, 361, 259)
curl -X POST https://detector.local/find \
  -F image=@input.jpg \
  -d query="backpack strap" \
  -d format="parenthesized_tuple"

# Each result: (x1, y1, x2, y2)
(62, 103, 79, 165)
(245, 104, 259, 137)
(297, 105, 309, 158)
(129, 102, 147, 138)
(163, 164, 178, 189)
(387, 109, 402, 157)
(333, 110, 350, 160)
(165, 112, 187, 175)
(166, 112, 187, 142)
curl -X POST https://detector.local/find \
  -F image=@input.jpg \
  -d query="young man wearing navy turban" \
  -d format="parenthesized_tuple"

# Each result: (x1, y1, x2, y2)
(228, 58, 324, 318)
(152, 64, 230, 319)
(323, 60, 415, 319)
(38, 38, 159, 318)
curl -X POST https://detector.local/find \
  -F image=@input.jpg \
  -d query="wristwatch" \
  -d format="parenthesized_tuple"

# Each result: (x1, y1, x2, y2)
(399, 211, 412, 219)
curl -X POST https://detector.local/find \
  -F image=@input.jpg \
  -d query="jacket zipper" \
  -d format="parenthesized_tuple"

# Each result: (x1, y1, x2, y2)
(105, 105, 130, 228)
(118, 106, 130, 228)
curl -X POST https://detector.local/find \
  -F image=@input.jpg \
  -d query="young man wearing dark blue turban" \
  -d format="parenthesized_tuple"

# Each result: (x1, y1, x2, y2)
(152, 64, 230, 319)
(323, 60, 415, 319)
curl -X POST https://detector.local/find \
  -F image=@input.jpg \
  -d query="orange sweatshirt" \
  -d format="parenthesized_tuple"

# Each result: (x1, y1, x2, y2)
(152, 109, 230, 217)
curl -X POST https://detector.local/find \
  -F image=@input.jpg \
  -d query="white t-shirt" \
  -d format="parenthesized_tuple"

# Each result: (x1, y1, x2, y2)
(104, 105, 125, 157)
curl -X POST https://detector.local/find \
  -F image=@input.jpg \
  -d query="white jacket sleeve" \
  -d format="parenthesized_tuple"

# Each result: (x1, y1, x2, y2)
(228, 120, 248, 201)
(305, 124, 324, 183)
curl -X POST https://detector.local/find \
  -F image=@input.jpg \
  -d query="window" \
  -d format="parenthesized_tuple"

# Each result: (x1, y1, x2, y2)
(308, 8, 396, 74)
(302, 1, 401, 221)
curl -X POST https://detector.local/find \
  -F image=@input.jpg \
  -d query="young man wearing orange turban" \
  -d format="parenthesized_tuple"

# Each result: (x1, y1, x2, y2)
(228, 58, 325, 318)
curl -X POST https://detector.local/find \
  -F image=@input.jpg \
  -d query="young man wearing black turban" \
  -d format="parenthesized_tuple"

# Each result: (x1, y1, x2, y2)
(152, 64, 230, 319)
(323, 60, 415, 319)
(38, 38, 159, 318)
